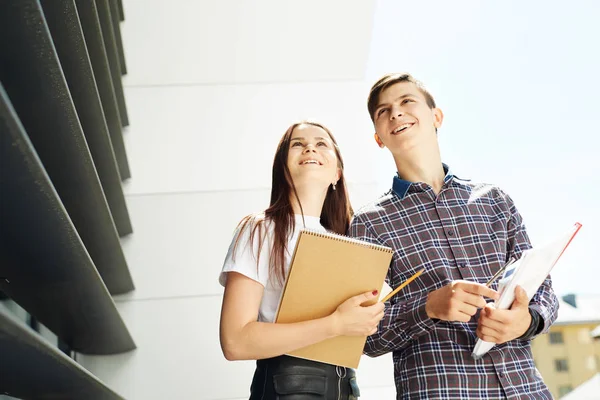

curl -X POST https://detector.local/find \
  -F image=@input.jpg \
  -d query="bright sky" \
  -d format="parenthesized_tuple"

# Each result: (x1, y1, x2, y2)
(367, 0, 599, 296)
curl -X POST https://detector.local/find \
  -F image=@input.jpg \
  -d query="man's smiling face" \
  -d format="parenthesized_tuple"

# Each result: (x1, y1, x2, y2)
(373, 81, 443, 155)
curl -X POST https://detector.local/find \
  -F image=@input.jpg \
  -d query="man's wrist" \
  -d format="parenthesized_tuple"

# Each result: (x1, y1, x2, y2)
(517, 308, 542, 340)
(407, 295, 439, 331)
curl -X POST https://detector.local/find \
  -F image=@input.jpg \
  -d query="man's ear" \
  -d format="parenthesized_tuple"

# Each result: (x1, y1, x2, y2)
(374, 133, 385, 148)
(433, 107, 444, 129)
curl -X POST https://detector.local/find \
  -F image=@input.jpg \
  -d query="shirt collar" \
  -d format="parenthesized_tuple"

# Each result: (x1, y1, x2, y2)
(392, 163, 455, 199)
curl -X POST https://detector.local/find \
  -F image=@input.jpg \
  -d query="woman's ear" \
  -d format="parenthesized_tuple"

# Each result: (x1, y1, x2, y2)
(374, 133, 385, 148)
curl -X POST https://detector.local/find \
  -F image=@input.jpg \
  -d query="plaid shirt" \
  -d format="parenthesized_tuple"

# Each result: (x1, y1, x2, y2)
(350, 167, 558, 399)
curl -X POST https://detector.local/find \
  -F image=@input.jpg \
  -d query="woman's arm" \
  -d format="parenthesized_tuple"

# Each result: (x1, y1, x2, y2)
(219, 271, 383, 361)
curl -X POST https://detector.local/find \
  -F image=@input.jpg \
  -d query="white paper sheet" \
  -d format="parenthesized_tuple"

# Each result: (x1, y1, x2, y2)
(472, 223, 582, 359)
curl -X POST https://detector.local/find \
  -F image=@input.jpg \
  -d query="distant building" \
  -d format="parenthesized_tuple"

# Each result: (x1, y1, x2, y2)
(561, 373, 600, 400)
(531, 295, 600, 399)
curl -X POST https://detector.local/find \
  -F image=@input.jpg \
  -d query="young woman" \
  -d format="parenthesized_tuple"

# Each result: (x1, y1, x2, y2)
(219, 121, 384, 399)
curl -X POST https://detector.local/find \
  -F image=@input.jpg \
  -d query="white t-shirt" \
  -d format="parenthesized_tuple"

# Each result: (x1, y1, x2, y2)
(219, 214, 326, 323)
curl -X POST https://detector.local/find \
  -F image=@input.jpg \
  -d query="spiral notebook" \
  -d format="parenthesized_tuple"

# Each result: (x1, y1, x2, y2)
(275, 229, 393, 368)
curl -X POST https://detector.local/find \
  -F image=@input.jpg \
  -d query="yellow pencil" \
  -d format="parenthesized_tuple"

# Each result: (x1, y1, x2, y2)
(380, 268, 425, 303)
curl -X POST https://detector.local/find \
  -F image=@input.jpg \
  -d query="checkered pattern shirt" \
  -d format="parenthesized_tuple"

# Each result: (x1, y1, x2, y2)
(350, 168, 558, 399)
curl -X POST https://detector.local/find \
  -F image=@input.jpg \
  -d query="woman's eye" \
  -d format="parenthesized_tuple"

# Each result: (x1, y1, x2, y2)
(317, 141, 328, 147)
(291, 142, 303, 147)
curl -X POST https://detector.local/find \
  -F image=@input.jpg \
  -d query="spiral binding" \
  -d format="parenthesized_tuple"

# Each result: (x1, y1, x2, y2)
(300, 229, 393, 253)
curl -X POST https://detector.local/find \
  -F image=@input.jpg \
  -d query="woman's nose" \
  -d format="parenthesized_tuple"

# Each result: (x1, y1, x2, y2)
(303, 144, 316, 153)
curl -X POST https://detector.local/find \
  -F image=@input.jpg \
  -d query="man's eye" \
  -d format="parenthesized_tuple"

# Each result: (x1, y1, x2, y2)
(402, 99, 414, 104)
(377, 108, 388, 116)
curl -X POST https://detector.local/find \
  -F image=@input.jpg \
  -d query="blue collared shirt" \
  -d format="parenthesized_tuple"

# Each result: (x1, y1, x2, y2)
(392, 163, 456, 199)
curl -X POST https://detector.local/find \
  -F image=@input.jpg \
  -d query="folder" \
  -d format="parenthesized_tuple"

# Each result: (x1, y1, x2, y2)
(275, 229, 393, 368)
(472, 222, 583, 359)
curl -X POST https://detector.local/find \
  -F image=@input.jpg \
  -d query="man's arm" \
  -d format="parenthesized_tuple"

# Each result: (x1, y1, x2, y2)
(477, 192, 559, 343)
(350, 215, 436, 356)
(351, 215, 498, 356)
(365, 295, 436, 357)
(507, 192, 559, 337)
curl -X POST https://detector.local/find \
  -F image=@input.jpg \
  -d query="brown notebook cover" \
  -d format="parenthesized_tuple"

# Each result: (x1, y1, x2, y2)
(275, 229, 393, 368)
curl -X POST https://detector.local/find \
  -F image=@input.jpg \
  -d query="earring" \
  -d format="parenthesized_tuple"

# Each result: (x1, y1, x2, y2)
(332, 183, 336, 191)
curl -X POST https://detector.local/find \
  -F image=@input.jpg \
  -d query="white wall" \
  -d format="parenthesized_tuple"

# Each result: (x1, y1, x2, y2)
(78, 1, 397, 399)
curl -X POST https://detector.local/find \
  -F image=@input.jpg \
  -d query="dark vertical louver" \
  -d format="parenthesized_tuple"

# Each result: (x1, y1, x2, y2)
(109, 0, 127, 75)
(75, 0, 131, 180)
(0, 307, 126, 399)
(0, 0, 135, 396)
(95, 0, 129, 127)
(0, 1, 134, 295)
(40, 0, 133, 237)
(117, 0, 125, 22)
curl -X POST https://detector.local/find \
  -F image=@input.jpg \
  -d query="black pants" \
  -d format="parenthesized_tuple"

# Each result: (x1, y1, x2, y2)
(249, 355, 359, 399)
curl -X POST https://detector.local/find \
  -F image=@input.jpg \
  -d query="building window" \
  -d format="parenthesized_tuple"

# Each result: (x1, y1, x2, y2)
(555, 359, 569, 372)
(558, 385, 573, 397)
(549, 331, 564, 344)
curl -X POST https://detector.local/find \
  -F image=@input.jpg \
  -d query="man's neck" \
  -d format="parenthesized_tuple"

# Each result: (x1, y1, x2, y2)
(393, 148, 446, 194)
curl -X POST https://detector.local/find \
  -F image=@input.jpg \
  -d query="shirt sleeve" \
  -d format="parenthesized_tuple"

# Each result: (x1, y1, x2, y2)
(504, 192, 559, 338)
(219, 221, 271, 288)
(349, 214, 438, 357)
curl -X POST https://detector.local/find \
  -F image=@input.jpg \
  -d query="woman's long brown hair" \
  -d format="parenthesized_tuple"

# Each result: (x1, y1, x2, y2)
(233, 121, 353, 285)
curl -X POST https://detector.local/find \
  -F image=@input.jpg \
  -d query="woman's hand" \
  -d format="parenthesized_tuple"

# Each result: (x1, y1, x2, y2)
(330, 290, 385, 336)
(221, 274, 385, 360)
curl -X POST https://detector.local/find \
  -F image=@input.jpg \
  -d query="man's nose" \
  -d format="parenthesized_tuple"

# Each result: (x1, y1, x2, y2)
(390, 106, 403, 119)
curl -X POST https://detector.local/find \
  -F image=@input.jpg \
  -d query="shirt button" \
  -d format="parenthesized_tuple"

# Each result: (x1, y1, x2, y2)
(447, 230, 454, 236)
(498, 372, 504, 379)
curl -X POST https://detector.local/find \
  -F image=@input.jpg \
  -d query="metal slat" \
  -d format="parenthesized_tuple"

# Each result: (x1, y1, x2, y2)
(95, 0, 129, 126)
(40, 0, 133, 237)
(108, 0, 127, 75)
(117, 0, 124, 21)
(0, 1, 134, 295)
(75, 0, 131, 180)
(0, 305, 125, 399)
(0, 82, 135, 354)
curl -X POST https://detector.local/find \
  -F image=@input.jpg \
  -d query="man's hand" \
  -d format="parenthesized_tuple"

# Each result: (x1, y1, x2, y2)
(425, 281, 499, 323)
(476, 285, 531, 344)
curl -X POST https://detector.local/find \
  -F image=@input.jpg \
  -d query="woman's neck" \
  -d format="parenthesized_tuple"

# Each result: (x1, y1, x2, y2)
(289, 184, 328, 217)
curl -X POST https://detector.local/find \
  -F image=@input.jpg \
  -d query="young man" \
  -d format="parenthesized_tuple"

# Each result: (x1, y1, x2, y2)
(349, 73, 558, 399)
